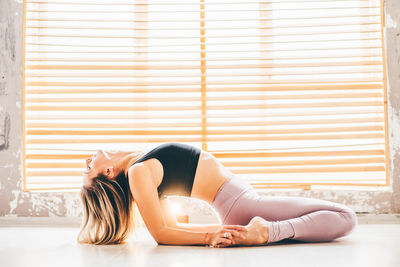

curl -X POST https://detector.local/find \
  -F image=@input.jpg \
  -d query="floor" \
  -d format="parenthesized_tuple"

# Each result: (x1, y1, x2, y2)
(1, 224, 399, 267)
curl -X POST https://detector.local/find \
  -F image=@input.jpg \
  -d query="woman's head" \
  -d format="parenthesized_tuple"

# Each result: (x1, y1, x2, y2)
(83, 149, 125, 187)
(78, 171, 136, 245)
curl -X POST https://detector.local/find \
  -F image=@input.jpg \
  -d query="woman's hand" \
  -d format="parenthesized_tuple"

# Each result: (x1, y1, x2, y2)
(205, 225, 248, 248)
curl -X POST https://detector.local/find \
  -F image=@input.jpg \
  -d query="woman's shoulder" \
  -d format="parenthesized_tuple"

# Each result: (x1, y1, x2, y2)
(127, 161, 149, 180)
(127, 158, 164, 192)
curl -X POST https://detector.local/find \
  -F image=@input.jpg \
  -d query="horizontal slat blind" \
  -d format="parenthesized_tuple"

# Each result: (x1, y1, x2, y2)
(23, 0, 388, 191)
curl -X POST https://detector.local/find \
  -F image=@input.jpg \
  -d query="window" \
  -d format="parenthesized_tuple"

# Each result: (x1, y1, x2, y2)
(23, 0, 388, 191)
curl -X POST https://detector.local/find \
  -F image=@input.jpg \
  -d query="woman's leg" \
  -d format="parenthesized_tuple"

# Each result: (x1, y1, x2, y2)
(212, 177, 357, 243)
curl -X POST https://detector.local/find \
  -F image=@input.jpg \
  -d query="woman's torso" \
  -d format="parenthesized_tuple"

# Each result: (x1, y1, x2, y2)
(191, 150, 235, 203)
(128, 143, 234, 203)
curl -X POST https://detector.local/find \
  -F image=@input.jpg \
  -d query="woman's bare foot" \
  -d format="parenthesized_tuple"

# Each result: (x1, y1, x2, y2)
(232, 216, 269, 246)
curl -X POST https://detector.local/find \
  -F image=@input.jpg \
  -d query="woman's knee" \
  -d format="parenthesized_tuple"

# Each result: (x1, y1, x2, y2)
(319, 206, 357, 241)
(336, 207, 357, 238)
(344, 208, 357, 231)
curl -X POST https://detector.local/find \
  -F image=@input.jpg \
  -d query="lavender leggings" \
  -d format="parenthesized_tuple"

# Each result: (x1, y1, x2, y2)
(211, 176, 357, 243)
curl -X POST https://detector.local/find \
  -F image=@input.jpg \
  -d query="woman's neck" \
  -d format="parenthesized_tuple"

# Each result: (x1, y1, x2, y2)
(116, 151, 144, 176)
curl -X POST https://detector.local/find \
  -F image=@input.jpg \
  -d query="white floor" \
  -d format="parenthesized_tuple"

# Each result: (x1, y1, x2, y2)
(1, 224, 399, 267)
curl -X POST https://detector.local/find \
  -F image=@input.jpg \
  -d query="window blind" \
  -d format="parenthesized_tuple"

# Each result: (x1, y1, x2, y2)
(23, 0, 388, 191)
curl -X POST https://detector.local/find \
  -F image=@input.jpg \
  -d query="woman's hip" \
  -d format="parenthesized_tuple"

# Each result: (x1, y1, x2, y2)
(211, 176, 255, 224)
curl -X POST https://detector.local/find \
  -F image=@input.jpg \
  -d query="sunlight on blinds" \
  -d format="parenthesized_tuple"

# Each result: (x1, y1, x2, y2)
(23, 0, 388, 191)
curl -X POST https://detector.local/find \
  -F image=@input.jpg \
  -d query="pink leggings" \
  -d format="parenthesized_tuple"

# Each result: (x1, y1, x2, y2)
(211, 176, 357, 243)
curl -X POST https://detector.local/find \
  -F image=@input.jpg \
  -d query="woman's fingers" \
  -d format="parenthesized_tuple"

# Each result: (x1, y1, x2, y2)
(216, 237, 232, 248)
(223, 225, 248, 232)
(223, 229, 246, 239)
(225, 229, 242, 239)
(219, 230, 234, 240)
(209, 230, 235, 248)
(222, 225, 248, 239)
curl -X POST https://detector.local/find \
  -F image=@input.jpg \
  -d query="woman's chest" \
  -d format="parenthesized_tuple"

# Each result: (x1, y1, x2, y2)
(142, 158, 164, 188)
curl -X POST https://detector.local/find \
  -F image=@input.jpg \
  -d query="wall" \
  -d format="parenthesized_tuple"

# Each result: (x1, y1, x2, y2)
(0, 0, 399, 218)
(0, 0, 81, 217)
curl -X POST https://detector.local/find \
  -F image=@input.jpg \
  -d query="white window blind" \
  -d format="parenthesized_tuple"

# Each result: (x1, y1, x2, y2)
(23, 0, 388, 191)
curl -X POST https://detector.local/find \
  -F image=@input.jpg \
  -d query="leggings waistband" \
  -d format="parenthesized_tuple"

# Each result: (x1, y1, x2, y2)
(212, 177, 253, 224)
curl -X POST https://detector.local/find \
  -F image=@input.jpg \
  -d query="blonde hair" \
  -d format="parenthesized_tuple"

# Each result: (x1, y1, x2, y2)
(78, 172, 137, 245)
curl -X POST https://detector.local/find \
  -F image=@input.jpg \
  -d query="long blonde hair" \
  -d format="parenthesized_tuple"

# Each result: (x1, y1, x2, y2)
(78, 172, 136, 245)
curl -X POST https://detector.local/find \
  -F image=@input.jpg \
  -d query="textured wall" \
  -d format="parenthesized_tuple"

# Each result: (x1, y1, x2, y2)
(385, 0, 400, 213)
(0, 0, 399, 218)
(0, 0, 81, 217)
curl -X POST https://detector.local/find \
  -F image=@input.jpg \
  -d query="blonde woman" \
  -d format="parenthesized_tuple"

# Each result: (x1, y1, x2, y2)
(78, 142, 357, 247)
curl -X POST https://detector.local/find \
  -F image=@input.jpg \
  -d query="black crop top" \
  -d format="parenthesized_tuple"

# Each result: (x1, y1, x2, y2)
(128, 143, 201, 198)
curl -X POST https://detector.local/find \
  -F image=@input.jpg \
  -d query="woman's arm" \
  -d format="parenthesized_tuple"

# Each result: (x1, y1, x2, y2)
(160, 197, 246, 240)
(160, 197, 221, 232)
(128, 164, 245, 246)
(176, 223, 221, 232)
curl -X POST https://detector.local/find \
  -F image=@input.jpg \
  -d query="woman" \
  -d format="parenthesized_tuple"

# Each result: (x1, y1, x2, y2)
(78, 142, 357, 247)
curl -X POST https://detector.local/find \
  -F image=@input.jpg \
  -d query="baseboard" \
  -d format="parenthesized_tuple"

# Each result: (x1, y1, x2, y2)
(0, 216, 81, 227)
(0, 213, 399, 227)
(356, 213, 400, 224)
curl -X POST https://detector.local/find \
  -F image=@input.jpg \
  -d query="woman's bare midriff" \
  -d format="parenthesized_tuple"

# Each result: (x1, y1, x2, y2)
(133, 150, 234, 204)
(190, 151, 235, 204)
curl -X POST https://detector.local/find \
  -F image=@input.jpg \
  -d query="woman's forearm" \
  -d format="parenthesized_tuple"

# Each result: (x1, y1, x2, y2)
(156, 226, 209, 245)
(155, 223, 246, 246)
(176, 223, 222, 233)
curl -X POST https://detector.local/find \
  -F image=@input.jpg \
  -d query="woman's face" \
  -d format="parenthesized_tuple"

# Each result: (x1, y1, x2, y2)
(83, 149, 112, 186)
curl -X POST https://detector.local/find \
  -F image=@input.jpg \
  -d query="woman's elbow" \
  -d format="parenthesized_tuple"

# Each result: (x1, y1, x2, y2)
(153, 228, 170, 245)
(154, 236, 166, 245)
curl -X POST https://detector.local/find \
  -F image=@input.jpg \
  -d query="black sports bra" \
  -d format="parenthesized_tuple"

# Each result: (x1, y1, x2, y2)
(128, 143, 201, 198)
